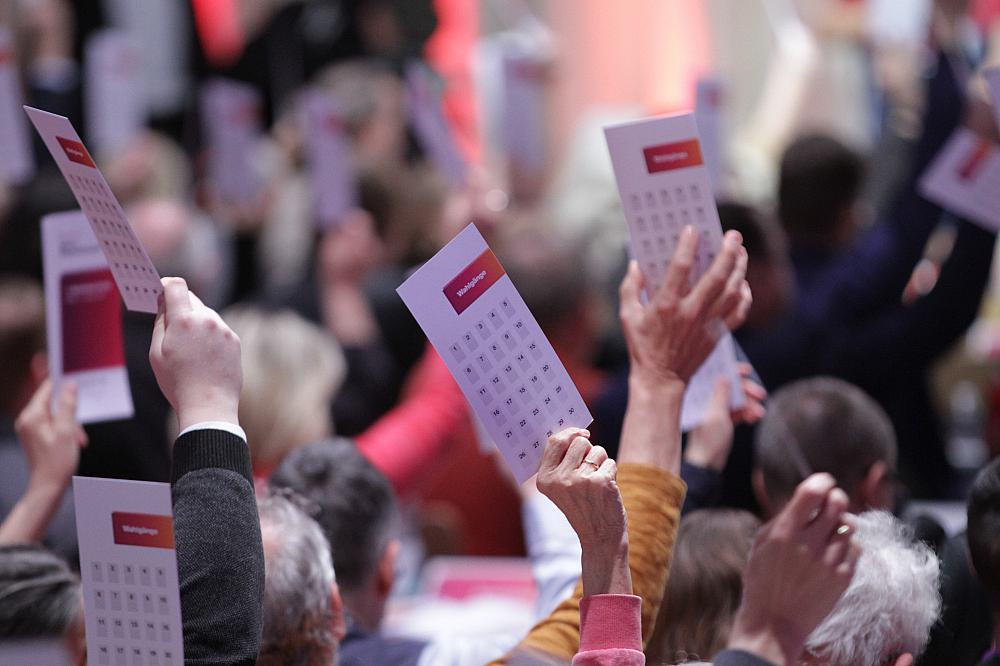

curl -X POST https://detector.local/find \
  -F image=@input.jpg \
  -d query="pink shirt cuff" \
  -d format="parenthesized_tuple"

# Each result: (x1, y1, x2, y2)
(574, 594, 644, 665)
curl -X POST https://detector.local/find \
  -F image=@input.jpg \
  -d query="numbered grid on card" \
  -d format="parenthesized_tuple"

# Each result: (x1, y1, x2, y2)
(88, 561, 179, 666)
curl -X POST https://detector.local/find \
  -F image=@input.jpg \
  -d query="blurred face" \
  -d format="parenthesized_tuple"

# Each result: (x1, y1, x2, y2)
(744, 258, 794, 330)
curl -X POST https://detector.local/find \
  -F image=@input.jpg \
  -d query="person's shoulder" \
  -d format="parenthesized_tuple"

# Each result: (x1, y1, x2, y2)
(339, 627, 427, 666)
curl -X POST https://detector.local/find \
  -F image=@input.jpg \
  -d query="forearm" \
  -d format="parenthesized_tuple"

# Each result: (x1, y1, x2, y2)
(0, 480, 66, 545)
(171, 430, 264, 666)
(616, 375, 684, 474)
(580, 536, 631, 598)
(498, 465, 685, 664)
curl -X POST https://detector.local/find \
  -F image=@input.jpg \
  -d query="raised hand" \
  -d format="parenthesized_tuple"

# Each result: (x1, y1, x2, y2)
(619, 227, 751, 388)
(728, 473, 860, 665)
(149, 277, 243, 431)
(14, 379, 87, 494)
(536, 427, 630, 596)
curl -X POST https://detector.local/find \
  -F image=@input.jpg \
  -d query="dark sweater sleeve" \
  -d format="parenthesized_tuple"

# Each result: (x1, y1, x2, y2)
(171, 429, 264, 666)
(713, 649, 778, 666)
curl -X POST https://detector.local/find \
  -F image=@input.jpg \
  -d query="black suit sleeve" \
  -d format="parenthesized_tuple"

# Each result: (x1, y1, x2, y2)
(713, 649, 777, 665)
(171, 429, 264, 666)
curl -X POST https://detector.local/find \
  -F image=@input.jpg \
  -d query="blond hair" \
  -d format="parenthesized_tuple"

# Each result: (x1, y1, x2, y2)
(223, 306, 346, 472)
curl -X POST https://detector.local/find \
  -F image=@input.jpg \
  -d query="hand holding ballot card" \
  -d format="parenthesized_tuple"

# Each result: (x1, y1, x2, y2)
(73, 477, 183, 666)
(397, 224, 593, 483)
(42, 211, 134, 424)
(604, 113, 747, 431)
(25, 107, 163, 313)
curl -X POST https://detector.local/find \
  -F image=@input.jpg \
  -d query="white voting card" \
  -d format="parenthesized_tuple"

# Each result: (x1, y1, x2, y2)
(397, 224, 593, 482)
(694, 76, 725, 195)
(301, 88, 356, 228)
(405, 62, 467, 188)
(0, 640, 72, 666)
(42, 211, 134, 424)
(74, 476, 183, 666)
(501, 49, 547, 180)
(0, 28, 34, 185)
(919, 127, 1000, 232)
(25, 107, 162, 314)
(983, 67, 1000, 133)
(604, 113, 745, 432)
(200, 78, 264, 206)
(85, 30, 145, 158)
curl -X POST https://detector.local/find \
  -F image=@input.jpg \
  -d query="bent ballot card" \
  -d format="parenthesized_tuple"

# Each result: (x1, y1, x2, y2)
(74, 477, 183, 666)
(920, 128, 1000, 232)
(25, 107, 162, 313)
(397, 224, 592, 482)
(43, 211, 134, 424)
(604, 113, 745, 431)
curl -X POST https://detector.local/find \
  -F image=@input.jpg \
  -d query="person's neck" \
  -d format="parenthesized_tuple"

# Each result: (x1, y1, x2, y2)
(343, 586, 384, 634)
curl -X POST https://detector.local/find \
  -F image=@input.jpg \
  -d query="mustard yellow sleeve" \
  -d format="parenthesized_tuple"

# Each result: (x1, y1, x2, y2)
(488, 464, 686, 665)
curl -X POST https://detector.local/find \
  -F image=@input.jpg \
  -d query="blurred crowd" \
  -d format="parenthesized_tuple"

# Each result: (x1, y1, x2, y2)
(4, 0, 1000, 664)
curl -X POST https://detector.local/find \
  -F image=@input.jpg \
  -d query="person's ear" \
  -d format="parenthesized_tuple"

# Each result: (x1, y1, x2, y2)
(860, 460, 893, 512)
(752, 469, 774, 519)
(893, 652, 914, 666)
(376, 539, 400, 599)
(329, 581, 346, 642)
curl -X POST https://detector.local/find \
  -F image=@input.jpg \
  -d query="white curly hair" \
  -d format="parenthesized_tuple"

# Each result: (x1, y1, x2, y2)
(802, 511, 941, 665)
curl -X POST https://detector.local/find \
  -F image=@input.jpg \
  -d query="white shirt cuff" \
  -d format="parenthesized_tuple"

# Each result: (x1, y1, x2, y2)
(178, 421, 248, 443)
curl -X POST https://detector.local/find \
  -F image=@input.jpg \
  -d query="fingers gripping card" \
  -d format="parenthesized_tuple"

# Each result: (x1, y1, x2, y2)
(919, 128, 1000, 232)
(73, 477, 184, 666)
(43, 211, 134, 424)
(604, 113, 745, 431)
(24, 107, 162, 313)
(397, 224, 593, 482)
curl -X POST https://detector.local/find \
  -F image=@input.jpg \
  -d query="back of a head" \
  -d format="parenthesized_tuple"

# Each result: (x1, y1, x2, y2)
(803, 511, 940, 665)
(257, 491, 339, 666)
(223, 306, 347, 471)
(0, 544, 81, 640)
(0, 277, 45, 415)
(270, 438, 396, 592)
(778, 134, 863, 247)
(718, 201, 792, 330)
(648, 509, 761, 663)
(755, 377, 897, 508)
(967, 457, 1000, 610)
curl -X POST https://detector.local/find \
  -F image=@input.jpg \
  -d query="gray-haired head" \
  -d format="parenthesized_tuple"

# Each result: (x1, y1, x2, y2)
(257, 491, 340, 666)
(270, 437, 396, 593)
(803, 511, 940, 665)
(0, 544, 81, 640)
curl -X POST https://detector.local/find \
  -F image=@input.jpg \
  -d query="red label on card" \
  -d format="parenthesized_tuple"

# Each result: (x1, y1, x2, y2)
(112, 512, 175, 549)
(958, 140, 993, 181)
(61, 269, 125, 373)
(443, 249, 506, 314)
(56, 136, 96, 168)
(643, 139, 703, 174)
